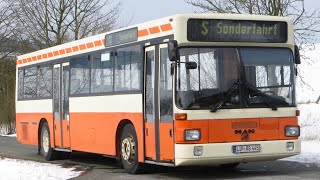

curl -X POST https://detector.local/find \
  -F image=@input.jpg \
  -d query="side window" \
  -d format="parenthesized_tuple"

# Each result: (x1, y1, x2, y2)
(160, 47, 173, 123)
(70, 56, 91, 95)
(37, 66, 52, 97)
(18, 69, 24, 99)
(91, 52, 114, 93)
(23, 67, 37, 98)
(114, 45, 142, 92)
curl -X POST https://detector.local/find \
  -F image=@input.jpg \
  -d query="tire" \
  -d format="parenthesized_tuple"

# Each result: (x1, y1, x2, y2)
(220, 163, 240, 169)
(40, 122, 57, 161)
(120, 124, 144, 174)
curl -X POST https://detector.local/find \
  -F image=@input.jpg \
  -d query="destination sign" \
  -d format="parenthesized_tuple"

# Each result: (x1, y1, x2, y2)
(187, 19, 287, 43)
(105, 27, 138, 47)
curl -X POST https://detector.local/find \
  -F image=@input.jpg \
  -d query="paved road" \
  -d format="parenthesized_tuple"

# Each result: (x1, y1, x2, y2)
(1, 136, 320, 180)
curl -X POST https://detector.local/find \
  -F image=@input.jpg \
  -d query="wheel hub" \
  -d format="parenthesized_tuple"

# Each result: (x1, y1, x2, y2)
(121, 136, 135, 164)
(42, 129, 49, 154)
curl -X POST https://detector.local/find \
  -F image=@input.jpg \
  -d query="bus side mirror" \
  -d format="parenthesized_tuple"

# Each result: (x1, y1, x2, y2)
(294, 45, 301, 64)
(185, 62, 197, 69)
(168, 40, 180, 61)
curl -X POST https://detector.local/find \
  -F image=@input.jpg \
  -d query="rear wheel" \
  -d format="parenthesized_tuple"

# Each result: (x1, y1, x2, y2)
(120, 124, 144, 174)
(40, 122, 57, 161)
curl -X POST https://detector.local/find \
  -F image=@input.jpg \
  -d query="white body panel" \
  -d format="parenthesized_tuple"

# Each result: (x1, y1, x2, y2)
(174, 107, 297, 120)
(16, 99, 52, 113)
(175, 140, 300, 166)
(69, 94, 143, 113)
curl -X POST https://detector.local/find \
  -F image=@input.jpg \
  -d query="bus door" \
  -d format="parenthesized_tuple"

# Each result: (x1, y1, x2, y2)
(144, 44, 174, 163)
(53, 62, 70, 149)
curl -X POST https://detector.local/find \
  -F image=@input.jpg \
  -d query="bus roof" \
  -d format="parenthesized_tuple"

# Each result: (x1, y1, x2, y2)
(17, 13, 293, 67)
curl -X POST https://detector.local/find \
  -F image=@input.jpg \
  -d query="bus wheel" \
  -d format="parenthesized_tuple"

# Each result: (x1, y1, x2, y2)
(220, 163, 240, 169)
(40, 122, 56, 161)
(120, 124, 143, 174)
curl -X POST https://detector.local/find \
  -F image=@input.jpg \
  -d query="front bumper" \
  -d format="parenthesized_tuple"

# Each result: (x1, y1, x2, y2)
(175, 140, 300, 166)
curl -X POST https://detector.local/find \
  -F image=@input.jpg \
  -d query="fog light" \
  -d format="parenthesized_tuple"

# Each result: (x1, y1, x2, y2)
(194, 146, 203, 156)
(286, 142, 294, 151)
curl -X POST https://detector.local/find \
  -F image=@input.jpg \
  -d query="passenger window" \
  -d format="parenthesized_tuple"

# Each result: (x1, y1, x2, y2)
(91, 52, 114, 93)
(37, 66, 52, 97)
(114, 45, 142, 92)
(70, 56, 91, 94)
(23, 67, 37, 98)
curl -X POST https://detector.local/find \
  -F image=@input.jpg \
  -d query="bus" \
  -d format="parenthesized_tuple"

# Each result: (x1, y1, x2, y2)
(16, 14, 301, 174)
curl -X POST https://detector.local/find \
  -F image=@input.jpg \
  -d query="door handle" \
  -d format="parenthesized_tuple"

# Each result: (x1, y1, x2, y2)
(146, 128, 148, 136)
(67, 125, 69, 131)
(169, 129, 173, 137)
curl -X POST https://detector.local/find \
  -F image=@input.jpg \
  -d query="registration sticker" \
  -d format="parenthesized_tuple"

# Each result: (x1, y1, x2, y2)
(233, 144, 261, 154)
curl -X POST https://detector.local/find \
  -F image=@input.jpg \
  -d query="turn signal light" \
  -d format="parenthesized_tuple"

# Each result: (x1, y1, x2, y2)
(175, 113, 187, 120)
(296, 110, 300, 116)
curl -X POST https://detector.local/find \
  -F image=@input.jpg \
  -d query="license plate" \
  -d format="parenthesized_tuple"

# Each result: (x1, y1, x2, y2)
(233, 144, 261, 154)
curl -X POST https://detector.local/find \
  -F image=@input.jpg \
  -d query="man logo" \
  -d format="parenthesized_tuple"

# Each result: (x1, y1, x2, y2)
(235, 129, 255, 141)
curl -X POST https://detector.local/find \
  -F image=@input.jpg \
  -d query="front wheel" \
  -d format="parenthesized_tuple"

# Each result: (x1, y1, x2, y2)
(40, 122, 57, 161)
(120, 124, 144, 174)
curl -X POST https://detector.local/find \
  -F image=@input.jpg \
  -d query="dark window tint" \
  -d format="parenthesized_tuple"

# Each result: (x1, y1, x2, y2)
(53, 66, 60, 120)
(70, 56, 90, 94)
(63, 65, 69, 120)
(160, 48, 173, 123)
(114, 45, 142, 91)
(145, 50, 155, 122)
(91, 52, 114, 93)
(37, 66, 52, 97)
(18, 69, 24, 99)
(23, 67, 37, 98)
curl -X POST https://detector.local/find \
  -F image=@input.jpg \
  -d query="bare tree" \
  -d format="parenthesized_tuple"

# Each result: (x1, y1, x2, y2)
(0, 0, 16, 59)
(8, 0, 120, 52)
(71, 0, 120, 40)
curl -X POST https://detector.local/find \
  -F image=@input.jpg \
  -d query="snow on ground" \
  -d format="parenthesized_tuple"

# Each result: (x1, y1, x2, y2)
(282, 141, 320, 166)
(0, 157, 83, 180)
(0, 133, 16, 137)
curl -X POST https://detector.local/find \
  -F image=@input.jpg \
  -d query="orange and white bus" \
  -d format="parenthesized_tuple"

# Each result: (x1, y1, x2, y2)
(16, 14, 301, 174)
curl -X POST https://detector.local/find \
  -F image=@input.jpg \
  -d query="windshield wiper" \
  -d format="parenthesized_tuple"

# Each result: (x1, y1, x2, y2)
(246, 82, 278, 111)
(210, 81, 241, 112)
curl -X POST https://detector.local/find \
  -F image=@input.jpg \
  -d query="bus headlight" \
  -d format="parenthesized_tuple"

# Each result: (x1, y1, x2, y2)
(285, 126, 300, 137)
(185, 129, 201, 141)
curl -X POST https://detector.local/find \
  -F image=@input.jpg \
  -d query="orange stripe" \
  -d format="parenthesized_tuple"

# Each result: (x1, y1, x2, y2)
(66, 48, 72, 53)
(94, 40, 103, 47)
(149, 26, 160, 34)
(79, 44, 86, 50)
(32, 56, 37, 61)
(47, 52, 53, 58)
(23, 59, 27, 63)
(37, 55, 42, 60)
(160, 23, 173, 32)
(27, 58, 32, 62)
(53, 51, 59, 56)
(86, 42, 94, 48)
(16, 61, 19, 65)
(72, 46, 79, 52)
(42, 54, 48, 59)
(138, 29, 149, 37)
(59, 49, 66, 55)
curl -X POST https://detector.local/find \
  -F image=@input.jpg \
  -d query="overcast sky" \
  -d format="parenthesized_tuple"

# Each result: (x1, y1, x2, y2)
(119, 0, 320, 42)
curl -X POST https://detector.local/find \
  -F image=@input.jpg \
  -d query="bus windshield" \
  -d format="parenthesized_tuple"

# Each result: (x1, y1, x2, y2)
(175, 47, 295, 110)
